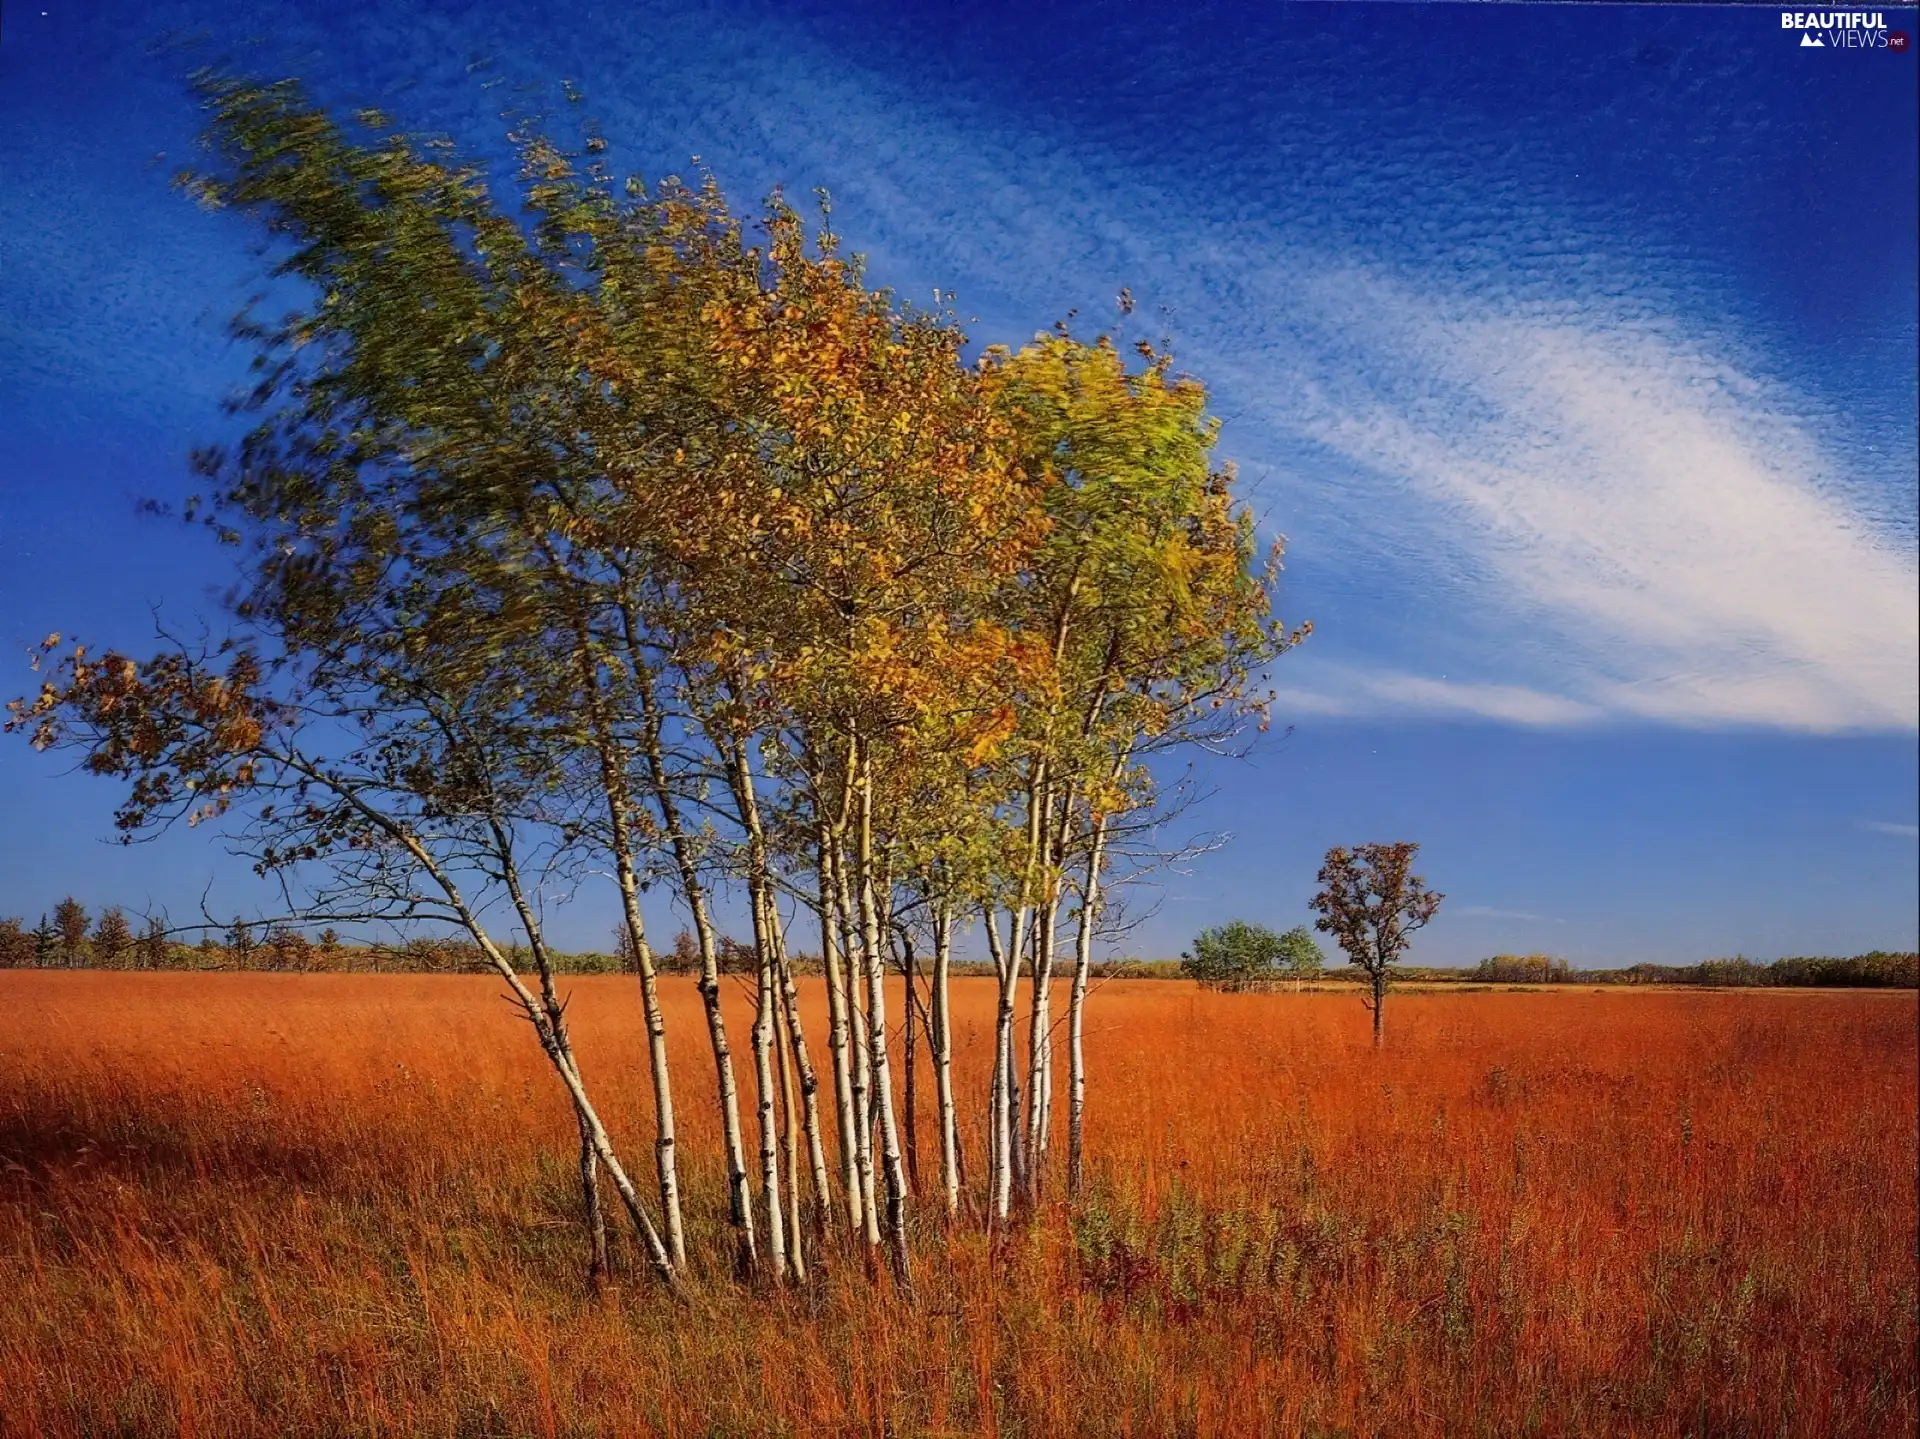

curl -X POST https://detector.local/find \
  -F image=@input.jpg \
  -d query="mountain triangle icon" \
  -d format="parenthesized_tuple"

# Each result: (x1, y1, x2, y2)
(1799, 32, 1824, 46)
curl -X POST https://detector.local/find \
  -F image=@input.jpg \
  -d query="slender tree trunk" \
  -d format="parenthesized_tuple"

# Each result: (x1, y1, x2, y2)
(855, 746, 912, 1286)
(726, 730, 794, 1282)
(295, 753, 678, 1286)
(751, 913, 789, 1283)
(624, 611, 756, 1272)
(983, 906, 1020, 1226)
(569, 672, 687, 1267)
(774, 957, 808, 1283)
(482, 817, 679, 1285)
(484, 880, 677, 1283)
(834, 839, 882, 1252)
(1066, 811, 1111, 1199)
(687, 883, 759, 1277)
(614, 864, 685, 1269)
(898, 925, 922, 1198)
(553, 1037, 677, 1286)
(1026, 777, 1082, 1200)
(1372, 969, 1386, 1049)
(930, 900, 960, 1218)
(771, 889, 833, 1243)
(815, 836, 864, 1236)
(1024, 890, 1062, 1202)
(577, 1109, 610, 1288)
(543, 565, 688, 1269)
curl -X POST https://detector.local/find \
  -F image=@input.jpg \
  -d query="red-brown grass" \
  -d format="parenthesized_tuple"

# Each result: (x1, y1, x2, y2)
(0, 973, 1912, 1436)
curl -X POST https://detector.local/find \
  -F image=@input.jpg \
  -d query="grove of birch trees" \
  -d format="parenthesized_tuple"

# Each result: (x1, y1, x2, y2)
(9, 75, 1303, 1292)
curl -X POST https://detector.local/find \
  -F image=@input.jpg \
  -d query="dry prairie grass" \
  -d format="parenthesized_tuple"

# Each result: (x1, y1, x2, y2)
(0, 972, 1912, 1437)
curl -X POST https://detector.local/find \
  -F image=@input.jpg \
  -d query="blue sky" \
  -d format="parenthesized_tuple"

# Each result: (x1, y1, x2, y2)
(2, 1, 1915, 963)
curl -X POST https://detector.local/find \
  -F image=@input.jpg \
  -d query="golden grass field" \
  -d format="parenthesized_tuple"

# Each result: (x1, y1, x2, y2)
(0, 972, 1912, 1437)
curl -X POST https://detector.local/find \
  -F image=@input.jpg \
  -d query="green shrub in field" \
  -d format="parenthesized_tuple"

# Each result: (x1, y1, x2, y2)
(1182, 921, 1324, 990)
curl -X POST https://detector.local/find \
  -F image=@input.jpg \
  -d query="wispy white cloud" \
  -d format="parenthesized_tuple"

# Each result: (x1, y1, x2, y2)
(1280, 279, 1919, 731)
(656, 24, 1918, 734)
(1271, 667, 1601, 726)
(1453, 905, 1556, 922)
(1860, 820, 1920, 838)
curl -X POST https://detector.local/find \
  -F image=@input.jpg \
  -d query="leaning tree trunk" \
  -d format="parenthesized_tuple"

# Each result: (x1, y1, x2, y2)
(551, 580, 688, 1270)
(770, 888, 833, 1242)
(620, 610, 756, 1272)
(612, 860, 686, 1270)
(728, 733, 796, 1283)
(483, 819, 678, 1286)
(577, 712, 688, 1267)
(481, 871, 677, 1283)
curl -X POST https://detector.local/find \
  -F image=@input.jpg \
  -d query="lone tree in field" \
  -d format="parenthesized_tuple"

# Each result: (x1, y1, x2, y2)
(1310, 842, 1443, 1047)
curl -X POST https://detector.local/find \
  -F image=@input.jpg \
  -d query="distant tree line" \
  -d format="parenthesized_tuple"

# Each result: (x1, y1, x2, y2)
(0, 906, 789, 976)
(1471, 953, 1575, 983)
(11, 903, 1909, 992)
(1469, 951, 1918, 988)
(1595, 952, 1919, 989)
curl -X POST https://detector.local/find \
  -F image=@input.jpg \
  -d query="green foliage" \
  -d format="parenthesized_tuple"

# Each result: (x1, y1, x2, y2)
(1276, 925, 1325, 978)
(1182, 920, 1290, 989)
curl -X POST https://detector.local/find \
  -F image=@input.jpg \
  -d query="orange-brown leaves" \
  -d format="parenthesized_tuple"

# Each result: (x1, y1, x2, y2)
(6, 642, 279, 835)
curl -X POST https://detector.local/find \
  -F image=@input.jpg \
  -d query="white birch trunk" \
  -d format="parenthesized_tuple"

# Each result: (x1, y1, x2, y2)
(576, 1108, 610, 1287)
(982, 906, 1020, 1225)
(814, 839, 864, 1236)
(931, 901, 960, 1218)
(774, 953, 808, 1283)
(751, 933, 789, 1283)
(834, 840, 882, 1252)
(1023, 889, 1061, 1201)
(484, 813, 680, 1283)
(855, 748, 912, 1286)
(564, 613, 687, 1269)
(615, 865, 686, 1269)
(1066, 811, 1111, 1198)
(771, 890, 833, 1241)
(284, 751, 679, 1285)
(635, 682, 756, 1273)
